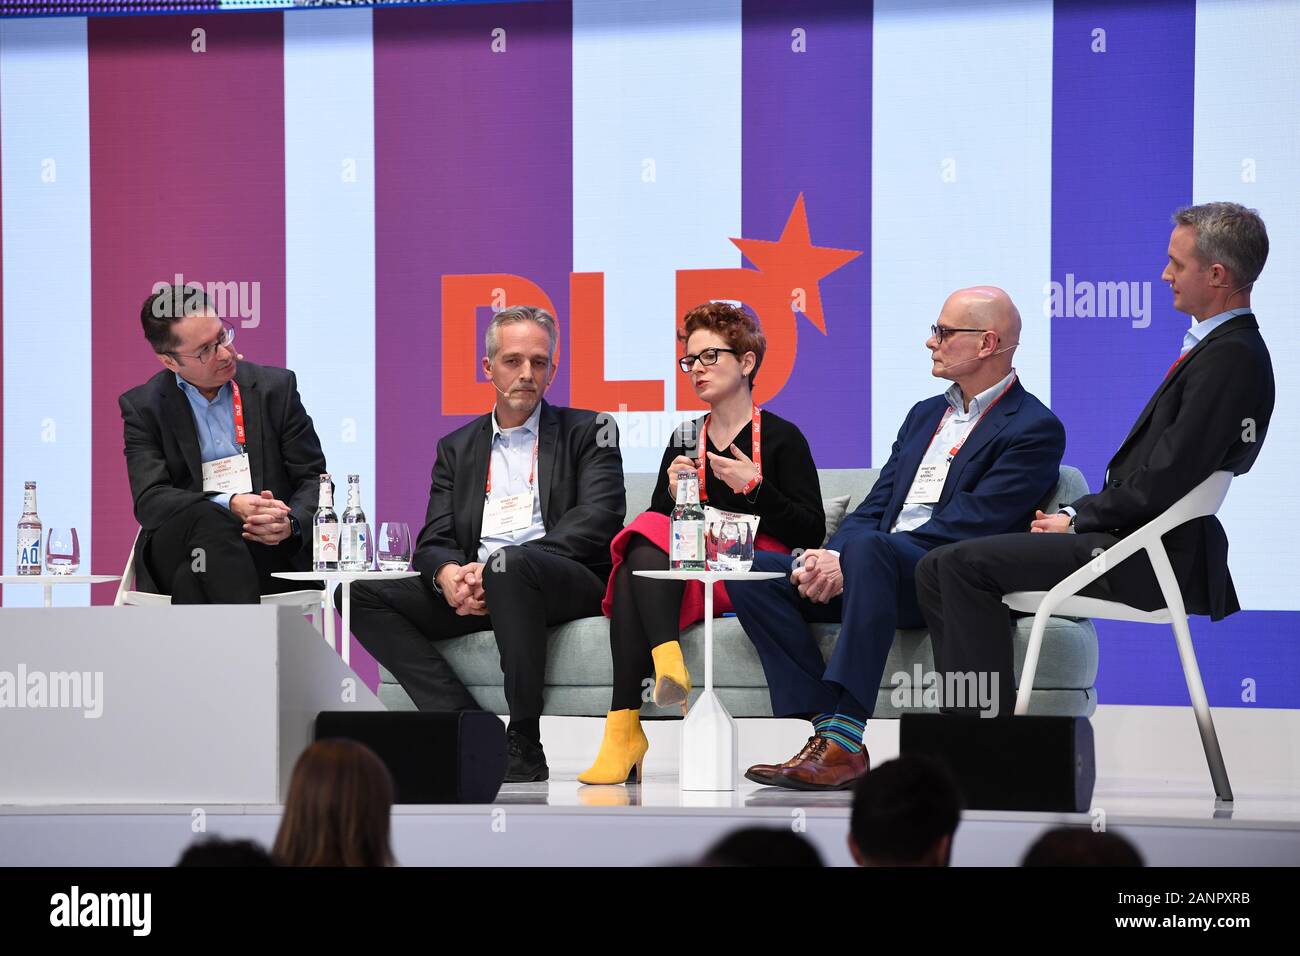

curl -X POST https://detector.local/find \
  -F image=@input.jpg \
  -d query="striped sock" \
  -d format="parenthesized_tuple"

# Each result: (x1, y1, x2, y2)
(813, 713, 865, 754)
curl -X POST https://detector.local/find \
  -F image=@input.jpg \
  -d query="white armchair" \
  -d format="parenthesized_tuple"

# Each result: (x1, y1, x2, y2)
(113, 528, 329, 640)
(1003, 470, 1235, 801)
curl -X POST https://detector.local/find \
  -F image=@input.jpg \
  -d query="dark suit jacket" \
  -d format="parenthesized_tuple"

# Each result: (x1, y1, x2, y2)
(1070, 313, 1274, 620)
(119, 361, 327, 592)
(829, 378, 1066, 553)
(413, 400, 627, 584)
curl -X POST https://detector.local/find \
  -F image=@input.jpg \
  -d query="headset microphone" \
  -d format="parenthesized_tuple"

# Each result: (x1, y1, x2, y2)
(940, 342, 1018, 373)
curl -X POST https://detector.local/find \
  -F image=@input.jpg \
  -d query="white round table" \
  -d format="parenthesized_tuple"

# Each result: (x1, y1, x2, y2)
(273, 569, 419, 666)
(635, 569, 784, 792)
(0, 574, 121, 608)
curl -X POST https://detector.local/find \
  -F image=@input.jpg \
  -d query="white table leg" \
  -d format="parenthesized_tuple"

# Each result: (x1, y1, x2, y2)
(703, 574, 714, 692)
(323, 580, 337, 653)
(680, 572, 737, 792)
(43, 585, 53, 608)
(341, 580, 352, 668)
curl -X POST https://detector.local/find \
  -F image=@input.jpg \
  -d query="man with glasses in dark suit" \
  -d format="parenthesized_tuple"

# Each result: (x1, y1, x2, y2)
(119, 283, 327, 604)
(729, 287, 1065, 790)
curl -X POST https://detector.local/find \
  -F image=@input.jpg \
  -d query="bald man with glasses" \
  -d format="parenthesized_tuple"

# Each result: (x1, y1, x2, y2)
(728, 286, 1065, 791)
(118, 283, 327, 603)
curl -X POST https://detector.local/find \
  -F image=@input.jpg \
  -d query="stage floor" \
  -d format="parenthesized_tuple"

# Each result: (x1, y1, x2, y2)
(4, 767, 1299, 867)
(4, 707, 1299, 866)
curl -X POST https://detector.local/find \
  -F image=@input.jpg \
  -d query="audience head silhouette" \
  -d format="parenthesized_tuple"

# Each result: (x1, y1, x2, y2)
(849, 756, 962, 866)
(273, 738, 396, 867)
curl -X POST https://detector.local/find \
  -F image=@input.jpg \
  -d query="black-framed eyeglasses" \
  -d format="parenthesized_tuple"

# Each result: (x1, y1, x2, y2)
(678, 347, 739, 373)
(930, 324, 988, 344)
(170, 321, 236, 365)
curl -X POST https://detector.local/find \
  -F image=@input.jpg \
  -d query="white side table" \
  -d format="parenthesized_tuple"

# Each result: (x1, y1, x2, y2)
(0, 574, 121, 608)
(272, 569, 418, 667)
(635, 569, 783, 791)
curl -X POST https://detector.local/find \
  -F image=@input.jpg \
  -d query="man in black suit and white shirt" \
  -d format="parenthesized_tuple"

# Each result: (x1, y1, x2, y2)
(120, 284, 327, 603)
(916, 202, 1275, 716)
(349, 305, 626, 782)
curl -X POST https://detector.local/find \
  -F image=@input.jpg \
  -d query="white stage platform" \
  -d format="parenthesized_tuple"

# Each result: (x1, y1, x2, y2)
(3, 708, 1299, 867)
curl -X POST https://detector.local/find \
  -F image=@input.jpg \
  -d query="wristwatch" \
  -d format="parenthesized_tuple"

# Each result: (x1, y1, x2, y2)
(287, 513, 302, 541)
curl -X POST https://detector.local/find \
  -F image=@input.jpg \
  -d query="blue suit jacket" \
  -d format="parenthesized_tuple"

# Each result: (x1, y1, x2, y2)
(828, 379, 1065, 553)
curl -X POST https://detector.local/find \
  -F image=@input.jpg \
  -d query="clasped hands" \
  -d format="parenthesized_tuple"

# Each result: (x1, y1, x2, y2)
(436, 562, 489, 616)
(232, 490, 294, 545)
(791, 549, 844, 604)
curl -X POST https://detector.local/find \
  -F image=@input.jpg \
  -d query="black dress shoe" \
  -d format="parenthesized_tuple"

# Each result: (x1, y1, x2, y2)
(504, 730, 549, 783)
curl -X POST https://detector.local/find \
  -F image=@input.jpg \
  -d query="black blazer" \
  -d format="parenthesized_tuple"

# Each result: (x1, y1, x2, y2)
(413, 401, 627, 583)
(1070, 314, 1274, 620)
(119, 361, 327, 592)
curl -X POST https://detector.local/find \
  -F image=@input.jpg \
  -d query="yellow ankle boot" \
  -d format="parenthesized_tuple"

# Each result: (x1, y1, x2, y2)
(652, 641, 692, 713)
(578, 709, 649, 785)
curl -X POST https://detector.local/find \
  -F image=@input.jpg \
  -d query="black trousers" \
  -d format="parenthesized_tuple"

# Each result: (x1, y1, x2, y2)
(915, 531, 1165, 716)
(607, 536, 685, 711)
(145, 500, 303, 604)
(348, 545, 606, 726)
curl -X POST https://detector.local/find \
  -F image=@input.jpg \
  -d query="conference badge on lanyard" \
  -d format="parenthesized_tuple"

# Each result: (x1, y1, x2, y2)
(481, 435, 539, 537)
(903, 376, 1016, 505)
(201, 379, 254, 495)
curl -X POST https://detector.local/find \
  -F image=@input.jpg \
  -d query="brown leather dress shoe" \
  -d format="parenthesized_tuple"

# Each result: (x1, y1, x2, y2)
(771, 735, 869, 791)
(745, 734, 825, 785)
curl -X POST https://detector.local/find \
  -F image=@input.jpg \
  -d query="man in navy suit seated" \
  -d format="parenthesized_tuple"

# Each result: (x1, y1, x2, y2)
(728, 286, 1065, 791)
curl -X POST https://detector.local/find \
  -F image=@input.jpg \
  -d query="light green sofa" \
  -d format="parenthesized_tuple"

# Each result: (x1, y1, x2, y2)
(377, 467, 1098, 718)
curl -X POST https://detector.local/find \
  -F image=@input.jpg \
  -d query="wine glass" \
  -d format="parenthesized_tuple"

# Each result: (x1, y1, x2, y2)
(377, 522, 412, 572)
(46, 527, 80, 575)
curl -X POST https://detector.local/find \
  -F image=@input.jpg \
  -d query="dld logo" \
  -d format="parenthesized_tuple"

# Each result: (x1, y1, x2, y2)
(440, 195, 861, 414)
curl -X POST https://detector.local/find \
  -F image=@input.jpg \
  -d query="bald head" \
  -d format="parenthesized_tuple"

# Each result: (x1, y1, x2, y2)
(946, 286, 1021, 346)
(929, 286, 1021, 396)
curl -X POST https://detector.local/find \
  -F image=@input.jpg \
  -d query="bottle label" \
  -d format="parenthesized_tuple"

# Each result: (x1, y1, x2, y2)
(17, 528, 42, 570)
(670, 520, 703, 563)
(315, 522, 339, 563)
(22, 488, 37, 514)
(340, 525, 369, 566)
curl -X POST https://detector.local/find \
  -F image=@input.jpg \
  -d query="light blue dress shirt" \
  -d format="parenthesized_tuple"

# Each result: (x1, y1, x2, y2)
(1181, 307, 1252, 355)
(477, 403, 547, 563)
(891, 369, 1018, 534)
(175, 373, 243, 509)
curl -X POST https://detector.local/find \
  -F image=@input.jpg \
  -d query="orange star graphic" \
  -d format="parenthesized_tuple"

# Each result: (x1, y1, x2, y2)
(729, 193, 863, 333)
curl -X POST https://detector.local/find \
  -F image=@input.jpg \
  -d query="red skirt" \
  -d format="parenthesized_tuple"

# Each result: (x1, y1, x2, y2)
(601, 511, 792, 630)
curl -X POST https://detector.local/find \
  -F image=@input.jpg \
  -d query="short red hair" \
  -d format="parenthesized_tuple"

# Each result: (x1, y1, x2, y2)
(679, 302, 766, 387)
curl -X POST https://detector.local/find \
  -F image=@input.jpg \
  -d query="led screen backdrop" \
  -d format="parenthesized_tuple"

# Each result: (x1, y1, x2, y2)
(1, 0, 1296, 704)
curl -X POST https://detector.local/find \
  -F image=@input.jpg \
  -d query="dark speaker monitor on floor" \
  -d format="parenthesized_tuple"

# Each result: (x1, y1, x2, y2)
(315, 711, 506, 804)
(900, 713, 1095, 813)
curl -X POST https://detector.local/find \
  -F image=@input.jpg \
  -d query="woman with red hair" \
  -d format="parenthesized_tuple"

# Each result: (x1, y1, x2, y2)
(580, 302, 825, 785)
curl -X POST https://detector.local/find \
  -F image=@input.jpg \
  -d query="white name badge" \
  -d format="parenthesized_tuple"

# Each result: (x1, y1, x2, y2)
(904, 460, 950, 505)
(481, 492, 534, 537)
(202, 452, 254, 495)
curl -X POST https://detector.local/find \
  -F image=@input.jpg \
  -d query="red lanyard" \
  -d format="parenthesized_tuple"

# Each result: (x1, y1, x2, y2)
(230, 379, 246, 450)
(485, 432, 539, 497)
(926, 375, 1016, 463)
(1166, 351, 1190, 378)
(697, 406, 762, 502)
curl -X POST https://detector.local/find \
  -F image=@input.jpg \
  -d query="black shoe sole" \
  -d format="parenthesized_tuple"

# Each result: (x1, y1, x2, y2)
(503, 767, 549, 783)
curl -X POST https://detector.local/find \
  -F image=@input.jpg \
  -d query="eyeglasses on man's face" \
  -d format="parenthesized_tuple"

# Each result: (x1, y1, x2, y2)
(930, 324, 988, 345)
(678, 347, 739, 373)
(171, 321, 236, 365)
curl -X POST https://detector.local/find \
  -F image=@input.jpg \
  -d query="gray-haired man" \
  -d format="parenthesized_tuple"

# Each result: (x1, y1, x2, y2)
(348, 306, 626, 781)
